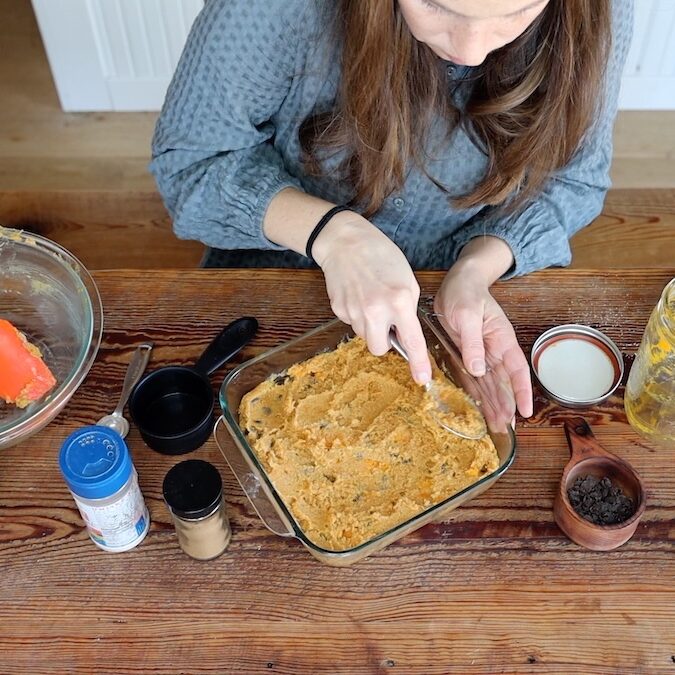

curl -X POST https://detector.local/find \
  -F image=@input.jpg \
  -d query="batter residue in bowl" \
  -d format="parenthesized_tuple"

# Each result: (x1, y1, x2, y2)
(239, 337, 498, 551)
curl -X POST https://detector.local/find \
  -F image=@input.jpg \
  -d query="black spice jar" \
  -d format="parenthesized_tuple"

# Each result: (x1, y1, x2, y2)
(162, 460, 231, 560)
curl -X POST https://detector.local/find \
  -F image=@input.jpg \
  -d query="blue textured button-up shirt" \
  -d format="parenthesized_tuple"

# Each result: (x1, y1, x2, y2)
(151, 0, 633, 275)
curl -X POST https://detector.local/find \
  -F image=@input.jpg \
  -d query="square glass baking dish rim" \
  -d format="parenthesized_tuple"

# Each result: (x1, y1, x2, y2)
(216, 310, 517, 564)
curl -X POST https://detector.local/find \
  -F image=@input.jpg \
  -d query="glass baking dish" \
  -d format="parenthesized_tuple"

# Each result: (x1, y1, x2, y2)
(215, 308, 517, 566)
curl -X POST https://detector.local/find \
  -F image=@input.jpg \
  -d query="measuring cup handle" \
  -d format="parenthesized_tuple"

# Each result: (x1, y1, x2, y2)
(114, 343, 153, 415)
(563, 417, 606, 461)
(194, 317, 259, 376)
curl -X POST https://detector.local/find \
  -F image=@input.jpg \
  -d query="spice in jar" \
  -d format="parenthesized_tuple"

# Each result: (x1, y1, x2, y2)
(624, 277, 675, 448)
(59, 425, 150, 552)
(162, 459, 231, 560)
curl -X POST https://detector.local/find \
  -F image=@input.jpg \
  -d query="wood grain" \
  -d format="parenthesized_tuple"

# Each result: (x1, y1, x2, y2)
(0, 157, 157, 192)
(1, 188, 674, 272)
(611, 159, 675, 190)
(568, 189, 675, 269)
(0, 190, 204, 269)
(0, 269, 673, 674)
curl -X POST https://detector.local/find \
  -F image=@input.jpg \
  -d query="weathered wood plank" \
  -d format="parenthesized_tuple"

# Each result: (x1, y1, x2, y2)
(569, 189, 675, 268)
(0, 190, 203, 268)
(0, 269, 673, 674)
(1, 189, 673, 271)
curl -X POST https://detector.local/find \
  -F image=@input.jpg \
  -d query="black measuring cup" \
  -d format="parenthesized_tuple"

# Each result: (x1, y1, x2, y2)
(129, 317, 258, 454)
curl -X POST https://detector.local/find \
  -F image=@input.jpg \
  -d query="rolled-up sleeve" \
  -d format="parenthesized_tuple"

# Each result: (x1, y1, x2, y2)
(452, 0, 634, 278)
(150, 0, 309, 250)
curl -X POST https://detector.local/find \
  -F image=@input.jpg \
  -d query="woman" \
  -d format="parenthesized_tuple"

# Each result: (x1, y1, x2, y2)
(151, 0, 633, 420)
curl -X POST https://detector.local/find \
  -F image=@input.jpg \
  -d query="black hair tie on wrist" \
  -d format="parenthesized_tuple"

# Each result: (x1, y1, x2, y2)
(305, 205, 353, 264)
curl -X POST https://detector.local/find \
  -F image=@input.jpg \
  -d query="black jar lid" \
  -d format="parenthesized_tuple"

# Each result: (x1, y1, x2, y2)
(162, 459, 223, 520)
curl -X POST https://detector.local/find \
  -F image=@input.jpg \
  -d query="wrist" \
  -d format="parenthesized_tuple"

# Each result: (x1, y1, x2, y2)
(311, 211, 370, 267)
(453, 236, 514, 286)
(446, 257, 492, 287)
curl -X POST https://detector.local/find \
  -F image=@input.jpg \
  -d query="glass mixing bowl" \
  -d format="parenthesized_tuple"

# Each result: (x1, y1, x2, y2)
(216, 309, 516, 566)
(0, 227, 103, 449)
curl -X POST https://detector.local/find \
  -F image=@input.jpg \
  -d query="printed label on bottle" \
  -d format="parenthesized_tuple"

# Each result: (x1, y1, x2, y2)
(72, 474, 149, 550)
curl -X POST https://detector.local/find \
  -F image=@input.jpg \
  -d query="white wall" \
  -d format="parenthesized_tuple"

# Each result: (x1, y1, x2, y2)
(33, 0, 675, 112)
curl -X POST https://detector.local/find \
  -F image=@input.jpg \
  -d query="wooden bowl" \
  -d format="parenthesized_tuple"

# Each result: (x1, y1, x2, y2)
(554, 418, 646, 551)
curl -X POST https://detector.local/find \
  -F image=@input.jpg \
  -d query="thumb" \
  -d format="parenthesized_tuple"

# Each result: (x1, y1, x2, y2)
(458, 311, 486, 377)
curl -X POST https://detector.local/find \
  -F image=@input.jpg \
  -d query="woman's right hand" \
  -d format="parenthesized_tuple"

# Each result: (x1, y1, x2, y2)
(312, 211, 432, 385)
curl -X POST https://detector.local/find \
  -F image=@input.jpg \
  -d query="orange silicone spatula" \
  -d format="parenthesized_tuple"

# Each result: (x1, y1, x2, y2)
(0, 319, 56, 408)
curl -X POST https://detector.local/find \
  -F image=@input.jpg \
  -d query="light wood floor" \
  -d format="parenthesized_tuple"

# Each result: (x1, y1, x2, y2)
(1, 0, 673, 270)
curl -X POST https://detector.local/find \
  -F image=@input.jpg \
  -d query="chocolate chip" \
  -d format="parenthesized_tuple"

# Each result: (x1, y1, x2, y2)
(567, 475, 636, 526)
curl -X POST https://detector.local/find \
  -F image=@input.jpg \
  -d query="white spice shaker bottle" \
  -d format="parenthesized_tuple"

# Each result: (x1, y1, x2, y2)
(59, 425, 150, 552)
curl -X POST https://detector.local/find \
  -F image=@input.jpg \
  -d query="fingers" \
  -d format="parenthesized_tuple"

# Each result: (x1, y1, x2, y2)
(331, 296, 425, 379)
(364, 308, 391, 357)
(346, 302, 392, 358)
(435, 282, 534, 424)
(456, 310, 487, 377)
(342, 300, 431, 386)
(502, 345, 533, 418)
(491, 360, 518, 425)
(470, 360, 512, 434)
(360, 302, 431, 385)
(322, 253, 429, 382)
(393, 312, 431, 385)
(484, 315, 533, 419)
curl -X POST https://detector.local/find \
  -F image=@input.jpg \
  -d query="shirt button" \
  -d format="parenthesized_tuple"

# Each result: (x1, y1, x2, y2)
(446, 64, 456, 78)
(393, 197, 405, 208)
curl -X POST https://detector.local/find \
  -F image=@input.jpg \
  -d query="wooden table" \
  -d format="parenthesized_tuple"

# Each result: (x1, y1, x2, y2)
(1, 188, 674, 270)
(1, 269, 673, 674)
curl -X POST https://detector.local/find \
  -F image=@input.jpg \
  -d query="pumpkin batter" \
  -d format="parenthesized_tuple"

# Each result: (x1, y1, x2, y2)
(239, 337, 499, 551)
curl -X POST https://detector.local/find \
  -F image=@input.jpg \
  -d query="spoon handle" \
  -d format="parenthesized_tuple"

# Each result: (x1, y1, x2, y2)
(389, 330, 408, 362)
(390, 330, 486, 440)
(114, 343, 153, 415)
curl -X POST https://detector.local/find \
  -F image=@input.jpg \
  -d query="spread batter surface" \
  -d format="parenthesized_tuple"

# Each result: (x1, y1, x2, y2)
(239, 337, 499, 551)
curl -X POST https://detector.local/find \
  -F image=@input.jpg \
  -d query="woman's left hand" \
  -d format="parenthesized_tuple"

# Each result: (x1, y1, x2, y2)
(434, 262, 533, 420)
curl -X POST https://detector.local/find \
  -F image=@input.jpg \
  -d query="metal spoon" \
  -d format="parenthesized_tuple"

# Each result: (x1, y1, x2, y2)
(389, 331, 486, 440)
(97, 343, 153, 438)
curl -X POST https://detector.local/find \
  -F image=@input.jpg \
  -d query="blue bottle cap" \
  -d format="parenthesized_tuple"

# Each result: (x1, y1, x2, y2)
(59, 426, 133, 500)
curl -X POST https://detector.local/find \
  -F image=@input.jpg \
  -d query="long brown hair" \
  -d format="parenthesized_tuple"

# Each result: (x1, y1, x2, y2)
(300, 0, 612, 217)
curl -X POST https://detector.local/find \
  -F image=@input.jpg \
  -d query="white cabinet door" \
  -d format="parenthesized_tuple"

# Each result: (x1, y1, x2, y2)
(33, 0, 675, 112)
(32, 0, 204, 111)
(620, 0, 675, 110)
